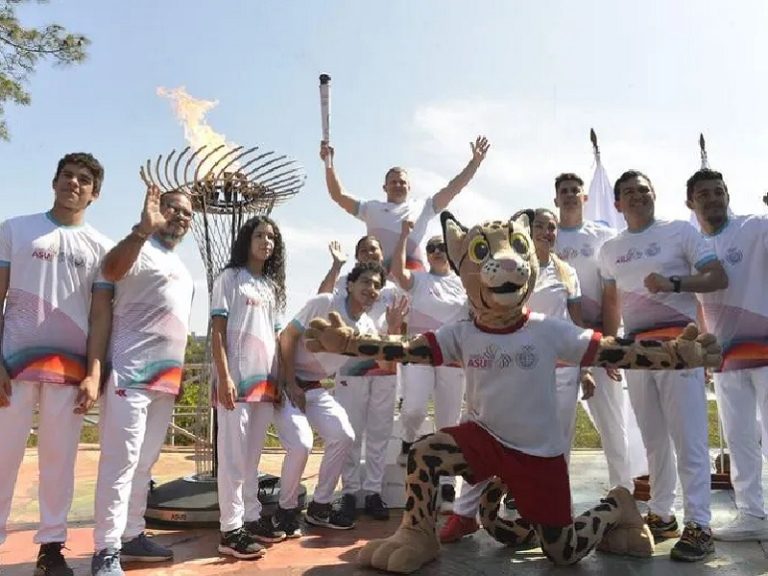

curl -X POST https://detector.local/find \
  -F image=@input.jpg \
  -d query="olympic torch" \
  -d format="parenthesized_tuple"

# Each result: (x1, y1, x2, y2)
(319, 73, 332, 168)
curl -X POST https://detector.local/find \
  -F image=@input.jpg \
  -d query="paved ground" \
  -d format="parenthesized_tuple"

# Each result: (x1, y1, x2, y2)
(2, 444, 767, 576)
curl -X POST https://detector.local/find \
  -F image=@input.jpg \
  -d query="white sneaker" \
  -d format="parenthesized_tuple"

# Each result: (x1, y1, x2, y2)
(713, 512, 768, 541)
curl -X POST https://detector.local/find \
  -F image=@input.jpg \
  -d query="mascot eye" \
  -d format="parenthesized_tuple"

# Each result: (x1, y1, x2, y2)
(510, 232, 530, 255)
(468, 237, 490, 263)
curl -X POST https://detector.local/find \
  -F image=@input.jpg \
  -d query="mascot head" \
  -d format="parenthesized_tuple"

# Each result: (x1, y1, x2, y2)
(440, 210, 539, 328)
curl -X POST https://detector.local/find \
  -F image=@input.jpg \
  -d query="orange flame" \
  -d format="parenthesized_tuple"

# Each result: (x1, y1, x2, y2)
(157, 86, 240, 174)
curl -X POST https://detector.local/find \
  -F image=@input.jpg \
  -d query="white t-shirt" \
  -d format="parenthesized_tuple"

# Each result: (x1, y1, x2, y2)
(0, 212, 113, 385)
(598, 219, 717, 337)
(406, 271, 468, 335)
(211, 268, 281, 402)
(290, 293, 378, 381)
(428, 313, 599, 457)
(698, 215, 768, 371)
(526, 260, 581, 323)
(333, 274, 403, 332)
(556, 221, 617, 327)
(356, 197, 435, 270)
(110, 237, 194, 395)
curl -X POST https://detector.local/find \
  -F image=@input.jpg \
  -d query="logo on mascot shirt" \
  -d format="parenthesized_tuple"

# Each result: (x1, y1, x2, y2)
(515, 345, 538, 369)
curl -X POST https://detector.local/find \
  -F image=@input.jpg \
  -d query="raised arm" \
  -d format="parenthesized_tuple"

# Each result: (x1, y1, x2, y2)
(390, 221, 415, 290)
(102, 182, 167, 282)
(317, 240, 348, 294)
(320, 142, 359, 216)
(431, 135, 490, 212)
(304, 312, 436, 366)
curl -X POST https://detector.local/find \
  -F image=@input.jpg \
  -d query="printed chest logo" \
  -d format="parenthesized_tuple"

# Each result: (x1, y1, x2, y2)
(558, 246, 578, 261)
(616, 242, 661, 264)
(725, 246, 743, 265)
(467, 344, 537, 370)
(31, 244, 88, 268)
(240, 284, 272, 307)
(580, 244, 595, 258)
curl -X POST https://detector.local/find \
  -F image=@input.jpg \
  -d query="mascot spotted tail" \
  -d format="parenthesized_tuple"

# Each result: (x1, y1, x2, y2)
(305, 210, 721, 574)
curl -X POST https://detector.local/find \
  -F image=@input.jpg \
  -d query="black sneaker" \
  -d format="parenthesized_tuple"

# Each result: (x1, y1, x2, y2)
(218, 527, 266, 560)
(645, 512, 680, 541)
(440, 484, 456, 514)
(340, 493, 358, 521)
(305, 500, 355, 530)
(364, 493, 390, 521)
(671, 522, 715, 562)
(245, 517, 287, 544)
(35, 542, 74, 576)
(274, 506, 303, 538)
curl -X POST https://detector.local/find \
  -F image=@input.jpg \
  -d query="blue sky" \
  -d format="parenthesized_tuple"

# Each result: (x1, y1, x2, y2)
(4, 0, 768, 332)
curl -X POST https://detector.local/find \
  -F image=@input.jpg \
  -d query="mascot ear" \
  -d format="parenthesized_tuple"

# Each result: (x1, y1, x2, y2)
(440, 211, 467, 275)
(510, 209, 536, 234)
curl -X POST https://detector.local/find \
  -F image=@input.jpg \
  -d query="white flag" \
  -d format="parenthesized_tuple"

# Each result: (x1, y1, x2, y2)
(585, 158, 625, 231)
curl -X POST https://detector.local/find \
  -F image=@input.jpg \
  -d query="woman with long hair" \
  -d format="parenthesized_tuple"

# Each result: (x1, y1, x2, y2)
(211, 215, 287, 559)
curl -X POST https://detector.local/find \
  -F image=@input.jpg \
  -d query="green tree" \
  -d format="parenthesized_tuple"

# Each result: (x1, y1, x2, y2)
(0, 0, 89, 140)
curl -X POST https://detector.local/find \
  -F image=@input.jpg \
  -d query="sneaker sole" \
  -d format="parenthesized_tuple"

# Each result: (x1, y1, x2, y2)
(304, 515, 355, 530)
(248, 534, 287, 544)
(670, 547, 714, 562)
(120, 553, 173, 562)
(218, 544, 266, 560)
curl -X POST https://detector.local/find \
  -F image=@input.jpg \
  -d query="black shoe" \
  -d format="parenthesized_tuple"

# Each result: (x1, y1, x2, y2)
(670, 522, 715, 562)
(218, 527, 266, 560)
(305, 500, 355, 530)
(35, 542, 74, 576)
(245, 517, 287, 544)
(364, 493, 390, 521)
(340, 493, 358, 521)
(274, 506, 303, 539)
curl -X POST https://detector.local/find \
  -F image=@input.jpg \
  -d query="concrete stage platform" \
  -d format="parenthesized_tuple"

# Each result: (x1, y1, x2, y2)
(2, 439, 768, 575)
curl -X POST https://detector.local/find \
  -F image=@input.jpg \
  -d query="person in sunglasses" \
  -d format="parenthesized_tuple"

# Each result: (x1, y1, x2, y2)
(390, 222, 469, 513)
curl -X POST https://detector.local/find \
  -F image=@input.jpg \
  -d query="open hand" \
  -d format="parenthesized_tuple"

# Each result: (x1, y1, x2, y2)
(218, 377, 238, 410)
(580, 371, 596, 400)
(328, 240, 348, 266)
(386, 296, 410, 334)
(471, 136, 491, 165)
(305, 312, 354, 354)
(138, 170, 168, 235)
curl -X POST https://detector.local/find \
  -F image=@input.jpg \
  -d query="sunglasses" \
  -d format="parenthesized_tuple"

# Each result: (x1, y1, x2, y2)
(426, 243, 446, 254)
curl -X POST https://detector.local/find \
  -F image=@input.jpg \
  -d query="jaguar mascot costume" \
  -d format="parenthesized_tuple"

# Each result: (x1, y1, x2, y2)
(305, 210, 721, 574)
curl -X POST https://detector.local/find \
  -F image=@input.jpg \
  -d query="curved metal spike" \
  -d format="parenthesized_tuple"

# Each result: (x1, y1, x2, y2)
(144, 158, 160, 188)
(193, 144, 228, 182)
(172, 146, 191, 191)
(236, 150, 276, 175)
(258, 166, 302, 186)
(183, 145, 209, 186)
(163, 149, 177, 192)
(206, 146, 243, 179)
(246, 155, 288, 180)
(154, 154, 171, 192)
(218, 146, 259, 176)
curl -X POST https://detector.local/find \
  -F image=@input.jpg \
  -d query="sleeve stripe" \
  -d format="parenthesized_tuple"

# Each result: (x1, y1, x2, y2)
(92, 281, 114, 291)
(580, 331, 603, 367)
(211, 309, 228, 318)
(423, 331, 443, 366)
(694, 254, 718, 270)
(289, 318, 305, 333)
(0, 260, 9, 268)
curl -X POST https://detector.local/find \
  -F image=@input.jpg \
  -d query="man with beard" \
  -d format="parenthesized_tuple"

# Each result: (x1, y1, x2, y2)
(599, 170, 728, 562)
(688, 168, 768, 541)
(91, 184, 194, 576)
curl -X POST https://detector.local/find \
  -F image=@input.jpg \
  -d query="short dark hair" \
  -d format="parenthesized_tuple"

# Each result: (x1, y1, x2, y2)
(384, 166, 408, 183)
(685, 169, 727, 201)
(354, 235, 381, 259)
(54, 152, 105, 194)
(347, 261, 386, 288)
(554, 173, 584, 192)
(613, 169, 654, 201)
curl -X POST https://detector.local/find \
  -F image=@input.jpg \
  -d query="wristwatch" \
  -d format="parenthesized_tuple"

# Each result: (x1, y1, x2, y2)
(669, 275, 682, 293)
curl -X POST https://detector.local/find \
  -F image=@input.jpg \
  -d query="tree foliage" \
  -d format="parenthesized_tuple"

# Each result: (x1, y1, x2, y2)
(0, 0, 89, 140)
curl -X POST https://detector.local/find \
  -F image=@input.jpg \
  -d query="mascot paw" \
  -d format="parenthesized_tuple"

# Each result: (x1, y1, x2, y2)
(597, 486, 655, 557)
(358, 527, 440, 574)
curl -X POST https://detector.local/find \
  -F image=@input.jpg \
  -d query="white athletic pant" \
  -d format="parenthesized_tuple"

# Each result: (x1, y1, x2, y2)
(714, 366, 768, 518)
(400, 365, 464, 486)
(0, 382, 83, 546)
(274, 388, 354, 506)
(93, 387, 174, 550)
(334, 374, 397, 495)
(625, 368, 711, 526)
(216, 402, 274, 532)
(581, 369, 633, 489)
